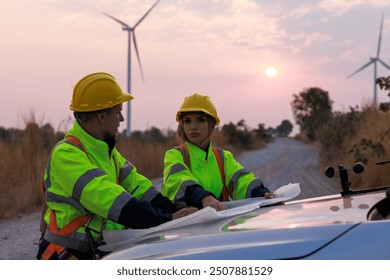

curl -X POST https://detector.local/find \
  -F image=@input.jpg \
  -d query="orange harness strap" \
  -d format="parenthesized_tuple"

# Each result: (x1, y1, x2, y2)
(41, 210, 91, 260)
(212, 148, 229, 201)
(65, 135, 91, 160)
(40, 136, 88, 237)
(40, 135, 92, 260)
(178, 144, 229, 201)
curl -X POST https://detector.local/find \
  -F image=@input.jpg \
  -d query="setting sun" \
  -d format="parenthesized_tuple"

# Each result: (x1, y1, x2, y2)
(265, 66, 277, 78)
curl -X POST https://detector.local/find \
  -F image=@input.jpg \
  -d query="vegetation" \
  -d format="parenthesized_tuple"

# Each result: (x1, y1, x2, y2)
(377, 76, 390, 112)
(274, 120, 294, 137)
(291, 77, 390, 190)
(220, 119, 272, 150)
(291, 87, 333, 141)
(0, 119, 276, 221)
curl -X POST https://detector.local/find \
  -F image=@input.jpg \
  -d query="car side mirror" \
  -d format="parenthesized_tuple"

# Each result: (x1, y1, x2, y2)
(367, 188, 390, 220)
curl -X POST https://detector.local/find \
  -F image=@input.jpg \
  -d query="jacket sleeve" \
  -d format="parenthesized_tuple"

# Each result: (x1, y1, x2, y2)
(184, 185, 215, 209)
(118, 198, 172, 229)
(149, 193, 178, 213)
(113, 149, 177, 213)
(162, 148, 213, 208)
(114, 148, 153, 198)
(223, 150, 269, 199)
(250, 185, 271, 197)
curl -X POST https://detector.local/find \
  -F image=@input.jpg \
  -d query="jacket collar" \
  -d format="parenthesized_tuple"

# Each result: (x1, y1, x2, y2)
(66, 121, 111, 155)
(185, 140, 213, 159)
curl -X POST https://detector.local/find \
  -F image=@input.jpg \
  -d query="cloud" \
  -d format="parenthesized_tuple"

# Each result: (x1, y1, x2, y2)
(318, 0, 389, 16)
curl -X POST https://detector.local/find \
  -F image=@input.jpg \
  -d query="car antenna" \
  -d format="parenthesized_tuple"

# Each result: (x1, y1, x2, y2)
(376, 160, 390, 165)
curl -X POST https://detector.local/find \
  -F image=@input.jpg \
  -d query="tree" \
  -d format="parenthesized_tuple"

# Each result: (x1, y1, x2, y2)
(316, 106, 362, 159)
(377, 76, 390, 112)
(221, 120, 252, 149)
(291, 87, 333, 141)
(143, 126, 165, 140)
(41, 123, 55, 148)
(377, 76, 390, 91)
(275, 119, 293, 137)
(254, 123, 272, 142)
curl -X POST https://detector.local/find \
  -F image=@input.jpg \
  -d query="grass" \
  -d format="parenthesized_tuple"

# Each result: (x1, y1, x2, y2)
(317, 108, 390, 191)
(333, 109, 390, 189)
(0, 121, 251, 221)
(0, 123, 48, 220)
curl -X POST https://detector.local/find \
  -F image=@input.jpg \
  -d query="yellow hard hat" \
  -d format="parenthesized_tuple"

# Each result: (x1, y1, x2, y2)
(70, 72, 134, 112)
(176, 93, 220, 125)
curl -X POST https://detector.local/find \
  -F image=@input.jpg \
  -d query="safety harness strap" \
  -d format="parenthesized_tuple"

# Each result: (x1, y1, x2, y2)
(177, 144, 230, 201)
(41, 209, 92, 259)
(64, 135, 91, 160)
(212, 148, 229, 201)
(40, 135, 94, 260)
(44, 230, 92, 253)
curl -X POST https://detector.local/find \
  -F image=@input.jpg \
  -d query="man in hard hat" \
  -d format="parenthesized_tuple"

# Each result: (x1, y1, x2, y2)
(162, 93, 273, 211)
(37, 72, 197, 260)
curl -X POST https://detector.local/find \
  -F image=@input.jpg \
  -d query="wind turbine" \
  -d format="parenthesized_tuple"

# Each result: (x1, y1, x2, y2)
(104, 0, 161, 136)
(348, 12, 390, 108)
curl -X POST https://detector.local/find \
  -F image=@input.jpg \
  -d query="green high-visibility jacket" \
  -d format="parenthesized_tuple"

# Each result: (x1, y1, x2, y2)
(162, 141, 267, 207)
(43, 121, 169, 243)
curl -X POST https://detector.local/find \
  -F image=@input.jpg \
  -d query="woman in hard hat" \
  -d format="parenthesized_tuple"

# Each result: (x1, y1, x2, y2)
(37, 72, 197, 260)
(162, 93, 273, 211)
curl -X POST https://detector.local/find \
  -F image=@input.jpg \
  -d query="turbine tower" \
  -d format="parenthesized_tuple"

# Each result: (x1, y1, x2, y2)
(104, 0, 161, 136)
(348, 12, 390, 108)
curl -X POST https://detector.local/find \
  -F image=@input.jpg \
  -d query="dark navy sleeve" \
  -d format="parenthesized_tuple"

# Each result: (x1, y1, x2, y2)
(185, 184, 215, 209)
(251, 185, 271, 197)
(150, 193, 178, 213)
(118, 198, 172, 229)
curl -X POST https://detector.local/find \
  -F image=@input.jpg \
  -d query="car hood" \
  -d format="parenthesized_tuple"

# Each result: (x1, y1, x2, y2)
(102, 191, 388, 260)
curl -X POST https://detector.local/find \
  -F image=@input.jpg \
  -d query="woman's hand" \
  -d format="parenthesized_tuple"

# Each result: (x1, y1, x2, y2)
(172, 207, 198, 220)
(264, 192, 274, 199)
(201, 195, 227, 211)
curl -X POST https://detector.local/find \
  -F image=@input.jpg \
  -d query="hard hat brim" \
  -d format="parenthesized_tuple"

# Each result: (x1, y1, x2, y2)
(176, 108, 220, 125)
(70, 91, 134, 112)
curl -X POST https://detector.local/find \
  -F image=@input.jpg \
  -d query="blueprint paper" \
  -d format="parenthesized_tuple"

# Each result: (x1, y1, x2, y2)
(222, 182, 300, 208)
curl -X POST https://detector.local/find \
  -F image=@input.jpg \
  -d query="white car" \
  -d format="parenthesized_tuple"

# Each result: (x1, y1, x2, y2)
(101, 164, 390, 260)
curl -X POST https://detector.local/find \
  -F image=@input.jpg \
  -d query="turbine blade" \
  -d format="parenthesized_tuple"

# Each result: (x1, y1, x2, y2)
(132, 32, 145, 82)
(103, 12, 131, 29)
(377, 12, 384, 57)
(378, 58, 390, 71)
(347, 60, 374, 78)
(134, 0, 161, 28)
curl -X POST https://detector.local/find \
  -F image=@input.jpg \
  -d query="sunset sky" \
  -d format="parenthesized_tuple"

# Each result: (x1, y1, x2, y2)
(1, 0, 390, 135)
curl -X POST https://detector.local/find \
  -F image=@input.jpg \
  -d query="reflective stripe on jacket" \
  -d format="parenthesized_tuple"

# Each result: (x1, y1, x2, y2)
(162, 141, 264, 205)
(43, 121, 161, 242)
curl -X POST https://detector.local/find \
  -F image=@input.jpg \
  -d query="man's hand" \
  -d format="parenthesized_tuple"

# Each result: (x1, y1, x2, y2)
(172, 207, 198, 220)
(201, 195, 227, 211)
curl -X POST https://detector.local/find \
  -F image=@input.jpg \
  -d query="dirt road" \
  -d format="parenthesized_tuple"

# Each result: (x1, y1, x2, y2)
(0, 137, 340, 260)
(238, 137, 339, 199)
